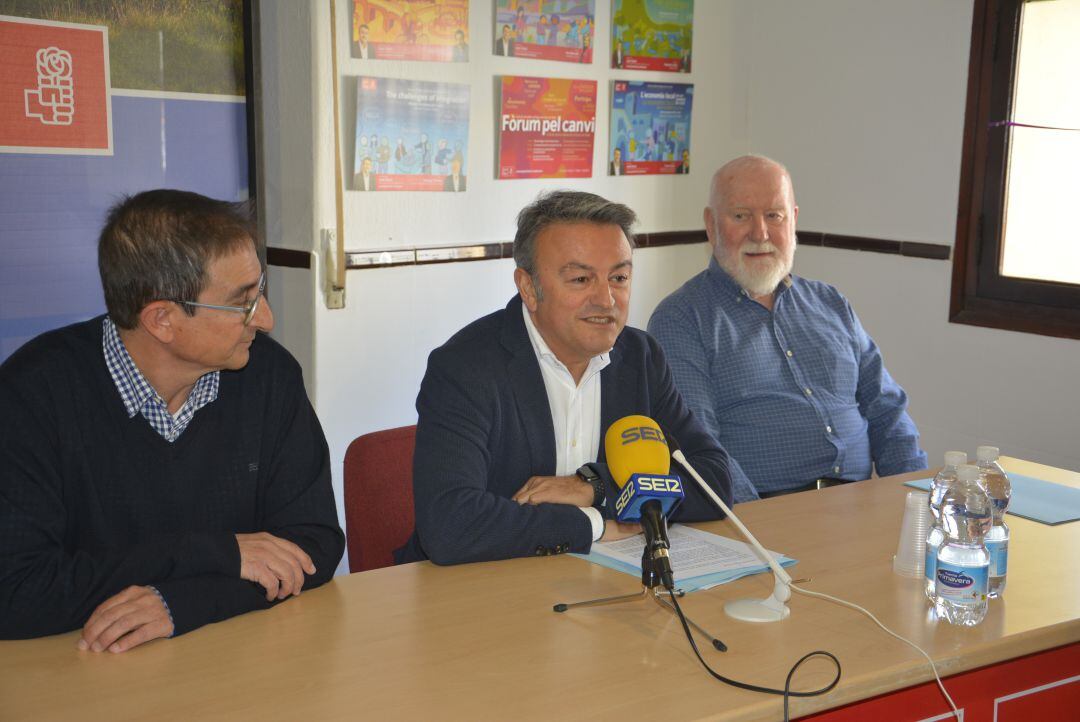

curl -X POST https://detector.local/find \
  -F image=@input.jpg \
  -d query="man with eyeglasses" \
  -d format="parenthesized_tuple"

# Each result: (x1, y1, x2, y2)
(0, 190, 344, 651)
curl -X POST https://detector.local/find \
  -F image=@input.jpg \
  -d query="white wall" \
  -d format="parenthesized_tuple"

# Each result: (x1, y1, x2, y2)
(260, 2, 728, 573)
(743, 0, 1080, 472)
(260, 1, 1080, 574)
(335, 1, 745, 250)
(259, 0, 320, 389)
(795, 247, 1080, 474)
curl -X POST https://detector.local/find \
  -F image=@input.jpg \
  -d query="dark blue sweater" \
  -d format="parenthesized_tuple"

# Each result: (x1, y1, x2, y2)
(0, 318, 344, 638)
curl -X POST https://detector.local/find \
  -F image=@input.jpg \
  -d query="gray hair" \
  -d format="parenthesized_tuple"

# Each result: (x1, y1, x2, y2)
(513, 190, 637, 277)
(98, 189, 257, 329)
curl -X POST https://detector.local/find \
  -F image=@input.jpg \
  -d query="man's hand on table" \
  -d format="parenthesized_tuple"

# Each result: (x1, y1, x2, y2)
(512, 474, 594, 507)
(513, 475, 641, 542)
(77, 585, 173, 653)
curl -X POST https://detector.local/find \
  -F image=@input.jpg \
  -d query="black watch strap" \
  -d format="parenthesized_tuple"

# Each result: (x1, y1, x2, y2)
(576, 463, 604, 506)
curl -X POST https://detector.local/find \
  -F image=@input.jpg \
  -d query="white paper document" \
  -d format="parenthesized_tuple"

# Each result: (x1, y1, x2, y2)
(577, 524, 797, 592)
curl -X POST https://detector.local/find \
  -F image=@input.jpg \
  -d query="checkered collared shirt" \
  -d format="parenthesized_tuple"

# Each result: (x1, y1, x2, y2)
(648, 257, 926, 499)
(102, 317, 219, 442)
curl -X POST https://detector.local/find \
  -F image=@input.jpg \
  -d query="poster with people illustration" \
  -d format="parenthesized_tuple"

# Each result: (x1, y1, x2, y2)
(611, 0, 692, 73)
(493, 1, 595, 64)
(352, 1, 470, 62)
(354, 77, 470, 191)
(608, 80, 692, 175)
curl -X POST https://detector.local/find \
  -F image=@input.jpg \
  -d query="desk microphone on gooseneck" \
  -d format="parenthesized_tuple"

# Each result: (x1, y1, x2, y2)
(604, 415, 685, 590)
(562, 419, 842, 710)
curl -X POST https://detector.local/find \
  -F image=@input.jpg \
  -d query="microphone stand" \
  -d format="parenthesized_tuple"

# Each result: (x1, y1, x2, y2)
(672, 449, 792, 623)
(553, 546, 727, 652)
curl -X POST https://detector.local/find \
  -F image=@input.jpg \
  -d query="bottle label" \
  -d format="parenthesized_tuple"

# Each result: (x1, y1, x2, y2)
(987, 539, 1008, 577)
(924, 544, 937, 584)
(936, 562, 988, 605)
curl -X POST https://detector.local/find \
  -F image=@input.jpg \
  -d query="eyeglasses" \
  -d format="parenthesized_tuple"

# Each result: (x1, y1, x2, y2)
(176, 272, 266, 326)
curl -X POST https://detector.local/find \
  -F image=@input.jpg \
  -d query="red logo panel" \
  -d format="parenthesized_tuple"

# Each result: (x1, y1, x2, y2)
(0, 16, 111, 154)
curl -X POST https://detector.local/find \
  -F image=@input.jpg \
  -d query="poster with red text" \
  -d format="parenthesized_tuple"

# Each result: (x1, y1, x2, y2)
(352, 1, 470, 62)
(0, 15, 112, 154)
(497, 76, 596, 179)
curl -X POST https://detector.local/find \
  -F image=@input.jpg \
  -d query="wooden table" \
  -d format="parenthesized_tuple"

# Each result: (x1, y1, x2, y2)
(2, 458, 1078, 721)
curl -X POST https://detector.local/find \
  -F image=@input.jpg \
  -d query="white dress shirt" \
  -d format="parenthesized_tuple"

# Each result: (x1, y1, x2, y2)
(521, 305, 610, 541)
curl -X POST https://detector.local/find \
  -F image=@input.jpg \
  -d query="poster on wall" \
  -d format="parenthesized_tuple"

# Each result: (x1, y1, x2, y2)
(608, 80, 692, 175)
(497, 75, 596, 180)
(0, 3, 249, 362)
(0, 16, 112, 154)
(352, 1, 470, 62)
(611, 0, 693, 73)
(493, 1, 595, 64)
(354, 77, 471, 191)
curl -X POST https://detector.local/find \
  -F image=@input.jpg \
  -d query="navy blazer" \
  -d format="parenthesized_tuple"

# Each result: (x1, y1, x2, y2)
(396, 297, 737, 565)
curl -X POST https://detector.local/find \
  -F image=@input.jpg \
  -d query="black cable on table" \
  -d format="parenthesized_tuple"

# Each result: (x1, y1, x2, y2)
(666, 589, 841, 722)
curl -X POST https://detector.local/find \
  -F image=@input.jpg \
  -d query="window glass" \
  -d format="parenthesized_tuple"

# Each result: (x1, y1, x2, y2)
(1000, 0, 1080, 284)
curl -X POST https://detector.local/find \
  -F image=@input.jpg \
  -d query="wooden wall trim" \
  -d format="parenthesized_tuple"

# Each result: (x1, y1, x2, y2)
(267, 231, 949, 270)
(266, 247, 312, 269)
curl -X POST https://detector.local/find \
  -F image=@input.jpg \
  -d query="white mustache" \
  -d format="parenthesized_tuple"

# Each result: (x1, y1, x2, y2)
(741, 243, 779, 255)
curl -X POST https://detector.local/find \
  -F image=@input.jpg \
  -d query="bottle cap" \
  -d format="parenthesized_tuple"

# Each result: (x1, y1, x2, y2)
(976, 446, 1000, 462)
(944, 451, 967, 467)
(957, 464, 981, 481)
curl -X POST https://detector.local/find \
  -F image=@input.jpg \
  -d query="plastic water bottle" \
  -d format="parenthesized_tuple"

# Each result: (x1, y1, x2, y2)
(925, 451, 968, 601)
(935, 464, 991, 626)
(977, 446, 1011, 598)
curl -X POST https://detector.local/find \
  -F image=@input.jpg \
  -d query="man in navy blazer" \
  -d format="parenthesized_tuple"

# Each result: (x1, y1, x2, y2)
(396, 190, 742, 565)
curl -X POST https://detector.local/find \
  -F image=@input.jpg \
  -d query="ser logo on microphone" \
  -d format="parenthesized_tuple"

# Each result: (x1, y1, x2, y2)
(636, 477, 682, 493)
(615, 474, 684, 518)
(620, 426, 667, 445)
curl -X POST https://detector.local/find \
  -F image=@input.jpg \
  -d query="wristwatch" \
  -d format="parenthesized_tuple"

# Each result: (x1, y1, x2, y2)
(576, 463, 605, 507)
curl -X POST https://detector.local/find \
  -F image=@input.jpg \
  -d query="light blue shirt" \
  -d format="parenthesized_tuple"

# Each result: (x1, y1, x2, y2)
(648, 258, 927, 499)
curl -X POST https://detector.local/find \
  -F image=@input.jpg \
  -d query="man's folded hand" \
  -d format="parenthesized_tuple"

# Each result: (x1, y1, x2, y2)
(236, 532, 316, 601)
(512, 475, 593, 507)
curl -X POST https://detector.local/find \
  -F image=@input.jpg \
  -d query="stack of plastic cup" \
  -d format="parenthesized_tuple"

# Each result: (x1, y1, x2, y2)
(894, 491, 931, 577)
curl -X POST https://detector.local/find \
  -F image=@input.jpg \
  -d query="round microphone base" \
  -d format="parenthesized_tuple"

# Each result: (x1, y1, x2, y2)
(724, 597, 791, 623)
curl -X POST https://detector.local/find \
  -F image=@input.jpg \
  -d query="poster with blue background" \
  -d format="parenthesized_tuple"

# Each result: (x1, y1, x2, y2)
(608, 80, 692, 175)
(354, 77, 470, 192)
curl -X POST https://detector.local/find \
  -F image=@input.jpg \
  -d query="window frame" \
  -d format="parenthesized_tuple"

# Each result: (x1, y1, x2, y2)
(951, 0, 1080, 340)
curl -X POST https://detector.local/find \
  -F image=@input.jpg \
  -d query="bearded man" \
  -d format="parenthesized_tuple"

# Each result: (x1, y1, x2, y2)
(647, 155, 926, 500)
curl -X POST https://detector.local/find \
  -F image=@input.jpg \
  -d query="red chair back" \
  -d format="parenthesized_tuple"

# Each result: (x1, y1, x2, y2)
(343, 425, 416, 572)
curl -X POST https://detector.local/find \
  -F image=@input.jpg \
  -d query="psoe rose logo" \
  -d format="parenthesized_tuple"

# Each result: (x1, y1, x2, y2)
(25, 46, 75, 126)
(1, 16, 111, 154)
